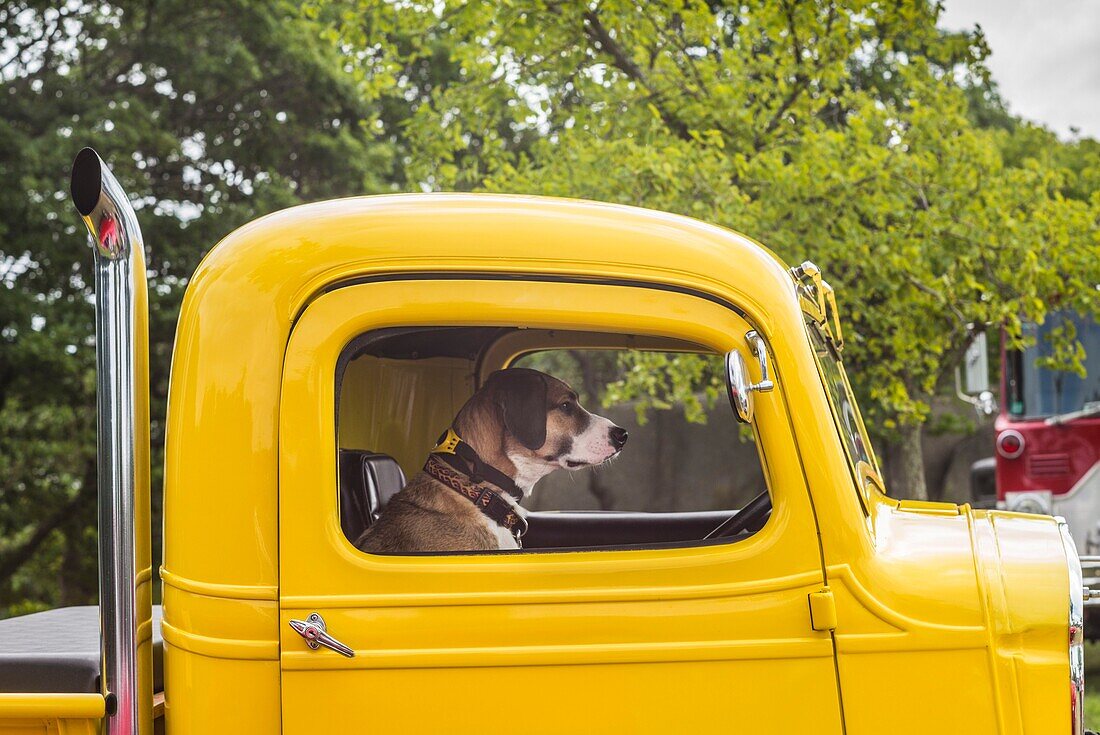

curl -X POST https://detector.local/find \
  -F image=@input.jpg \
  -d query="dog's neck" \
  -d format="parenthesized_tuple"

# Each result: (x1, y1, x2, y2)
(504, 453, 554, 497)
(454, 415, 555, 499)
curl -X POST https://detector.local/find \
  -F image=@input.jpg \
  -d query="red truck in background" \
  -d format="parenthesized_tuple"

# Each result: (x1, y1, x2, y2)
(969, 311, 1100, 554)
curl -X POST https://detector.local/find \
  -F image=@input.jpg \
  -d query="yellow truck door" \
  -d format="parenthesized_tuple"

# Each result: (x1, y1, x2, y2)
(277, 278, 843, 734)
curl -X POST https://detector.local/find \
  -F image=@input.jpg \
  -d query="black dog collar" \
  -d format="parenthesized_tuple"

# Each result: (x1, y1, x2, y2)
(426, 429, 528, 542)
(423, 455, 528, 542)
(432, 429, 525, 502)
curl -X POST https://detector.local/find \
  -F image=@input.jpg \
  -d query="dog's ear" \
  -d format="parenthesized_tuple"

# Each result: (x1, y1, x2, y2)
(489, 369, 548, 450)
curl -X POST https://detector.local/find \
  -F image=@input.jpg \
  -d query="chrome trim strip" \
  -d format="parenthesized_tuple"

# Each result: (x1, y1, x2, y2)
(1059, 519, 1085, 734)
(70, 148, 149, 735)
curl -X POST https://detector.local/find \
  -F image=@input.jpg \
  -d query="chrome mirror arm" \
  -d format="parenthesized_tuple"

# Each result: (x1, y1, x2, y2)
(955, 367, 997, 417)
(745, 331, 774, 393)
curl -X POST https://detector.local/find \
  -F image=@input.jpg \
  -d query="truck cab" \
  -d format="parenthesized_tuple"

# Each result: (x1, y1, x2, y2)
(0, 150, 1087, 734)
(995, 313, 1100, 552)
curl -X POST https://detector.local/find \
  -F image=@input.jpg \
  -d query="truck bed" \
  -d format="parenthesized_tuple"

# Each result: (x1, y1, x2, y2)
(0, 606, 162, 694)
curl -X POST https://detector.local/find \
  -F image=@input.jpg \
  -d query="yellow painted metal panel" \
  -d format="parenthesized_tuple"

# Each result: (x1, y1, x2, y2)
(278, 279, 841, 733)
(0, 694, 103, 735)
(154, 192, 1073, 732)
(819, 485, 1069, 733)
(0, 720, 100, 735)
(160, 576, 281, 733)
(162, 641, 280, 735)
(985, 513, 1071, 735)
(840, 649, 998, 733)
(282, 661, 835, 734)
(164, 193, 800, 596)
(0, 694, 104, 720)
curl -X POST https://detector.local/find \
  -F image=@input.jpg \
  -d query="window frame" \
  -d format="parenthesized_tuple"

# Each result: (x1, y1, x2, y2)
(805, 318, 883, 511)
(279, 276, 824, 576)
(337, 329, 770, 547)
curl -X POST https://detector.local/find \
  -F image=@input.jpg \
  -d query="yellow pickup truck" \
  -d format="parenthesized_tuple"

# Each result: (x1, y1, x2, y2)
(0, 148, 1091, 734)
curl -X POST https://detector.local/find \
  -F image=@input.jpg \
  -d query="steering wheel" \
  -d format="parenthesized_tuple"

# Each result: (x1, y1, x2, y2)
(705, 489, 772, 539)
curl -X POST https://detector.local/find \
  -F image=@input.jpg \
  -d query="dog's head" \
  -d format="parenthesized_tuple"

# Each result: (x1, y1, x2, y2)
(454, 368, 628, 490)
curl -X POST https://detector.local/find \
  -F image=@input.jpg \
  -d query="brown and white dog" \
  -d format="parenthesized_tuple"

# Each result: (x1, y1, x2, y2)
(355, 368, 628, 552)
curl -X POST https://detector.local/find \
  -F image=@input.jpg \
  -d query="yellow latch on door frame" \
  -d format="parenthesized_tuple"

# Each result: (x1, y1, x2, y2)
(808, 588, 837, 632)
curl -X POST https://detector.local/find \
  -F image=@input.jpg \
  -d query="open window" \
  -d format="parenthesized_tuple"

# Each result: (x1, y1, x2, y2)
(336, 327, 770, 552)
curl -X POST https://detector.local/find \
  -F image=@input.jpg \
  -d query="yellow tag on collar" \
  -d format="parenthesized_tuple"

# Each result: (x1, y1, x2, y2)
(434, 428, 462, 455)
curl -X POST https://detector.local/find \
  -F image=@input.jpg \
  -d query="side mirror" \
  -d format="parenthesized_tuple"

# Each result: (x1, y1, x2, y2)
(963, 332, 990, 394)
(955, 331, 997, 417)
(726, 331, 775, 424)
(726, 349, 755, 423)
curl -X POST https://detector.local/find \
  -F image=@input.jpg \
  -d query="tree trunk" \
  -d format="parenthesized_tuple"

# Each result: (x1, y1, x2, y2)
(890, 423, 929, 501)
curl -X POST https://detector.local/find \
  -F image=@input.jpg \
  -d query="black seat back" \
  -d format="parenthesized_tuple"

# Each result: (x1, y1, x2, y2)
(339, 449, 407, 542)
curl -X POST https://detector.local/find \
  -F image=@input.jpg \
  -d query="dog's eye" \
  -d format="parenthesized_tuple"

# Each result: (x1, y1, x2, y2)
(558, 401, 572, 413)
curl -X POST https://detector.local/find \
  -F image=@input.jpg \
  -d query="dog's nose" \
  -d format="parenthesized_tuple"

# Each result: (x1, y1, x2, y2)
(609, 426, 628, 450)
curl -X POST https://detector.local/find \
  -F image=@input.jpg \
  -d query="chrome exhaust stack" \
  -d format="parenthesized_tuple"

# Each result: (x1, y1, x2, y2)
(70, 148, 153, 735)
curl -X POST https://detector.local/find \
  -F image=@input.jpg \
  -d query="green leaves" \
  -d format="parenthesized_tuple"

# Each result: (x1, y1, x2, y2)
(0, 0, 394, 615)
(320, 0, 1098, 499)
(2, 0, 1096, 615)
(602, 352, 724, 426)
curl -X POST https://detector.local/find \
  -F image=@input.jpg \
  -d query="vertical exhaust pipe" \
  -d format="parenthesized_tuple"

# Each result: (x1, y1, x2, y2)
(70, 148, 153, 735)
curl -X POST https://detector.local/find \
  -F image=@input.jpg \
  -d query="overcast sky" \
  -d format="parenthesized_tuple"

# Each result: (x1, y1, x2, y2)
(939, 0, 1100, 140)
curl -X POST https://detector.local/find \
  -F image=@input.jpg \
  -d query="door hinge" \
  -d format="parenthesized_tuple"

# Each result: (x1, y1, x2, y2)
(808, 587, 837, 632)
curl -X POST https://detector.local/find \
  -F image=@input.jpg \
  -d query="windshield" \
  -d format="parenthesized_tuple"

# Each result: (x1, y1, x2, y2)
(1007, 311, 1100, 418)
(807, 323, 879, 479)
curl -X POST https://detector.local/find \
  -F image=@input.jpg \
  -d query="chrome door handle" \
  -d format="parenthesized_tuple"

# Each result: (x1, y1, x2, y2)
(289, 613, 355, 657)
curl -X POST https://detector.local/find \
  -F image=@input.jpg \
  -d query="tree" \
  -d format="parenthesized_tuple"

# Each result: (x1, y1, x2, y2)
(0, 0, 393, 615)
(323, 0, 1099, 499)
(3, 0, 1097, 615)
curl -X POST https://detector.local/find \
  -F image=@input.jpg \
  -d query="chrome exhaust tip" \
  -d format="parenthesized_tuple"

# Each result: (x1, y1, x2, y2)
(71, 147, 102, 216)
(72, 147, 135, 261)
(70, 147, 152, 735)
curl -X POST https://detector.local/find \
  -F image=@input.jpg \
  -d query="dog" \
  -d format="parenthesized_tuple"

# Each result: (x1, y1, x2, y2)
(355, 368, 628, 552)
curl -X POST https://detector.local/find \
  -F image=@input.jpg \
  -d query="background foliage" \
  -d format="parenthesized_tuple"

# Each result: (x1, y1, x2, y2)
(0, 0, 391, 615)
(321, 0, 1100, 497)
(0, 0, 1097, 615)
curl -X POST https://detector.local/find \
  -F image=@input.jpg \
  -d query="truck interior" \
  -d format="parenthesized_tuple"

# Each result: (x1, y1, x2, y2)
(336, 326, 772, 553)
